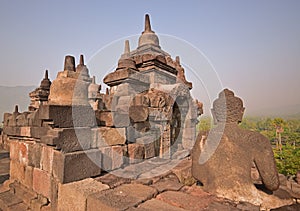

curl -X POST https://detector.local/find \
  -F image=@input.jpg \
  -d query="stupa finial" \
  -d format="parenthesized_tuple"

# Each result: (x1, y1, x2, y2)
(80, 54, 84, 65)
(145, 14, 152, 32)
(138, 14, 159, 47)
(124, 40, 130, 54)
(40, 69, 51, 89)
(14, 105, 19, 113)
(176, 56, 180, 65)
(45, 70, 49, 79)
(92, 76, 96, 84)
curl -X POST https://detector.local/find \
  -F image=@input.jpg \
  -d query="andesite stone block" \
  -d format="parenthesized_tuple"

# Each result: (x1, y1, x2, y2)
(115, 105, 130, 114)
(56, 128, 92, 153)
(97, 127, 126, 146)
(52, 149, 102, 184)
(24, 166, 34, 189)
(111, 145, 126, 169)
(128, 143, 145, 164)
(32, 168, 58, 204)
(20, 127, 31, 137)
(32, 168, 52, 199)
(30, 126, 50, 139)
(28, 143, 42, 168)
(9, 140, 20, 161)
(90, 128, 97, 148)
(95, 111, 130, 127)
(9, 140, 31, 166)
(99, 147, 112, 171)
(117, 95, 132, 106)
(3, 113, 11, 126)
(102, 95, 113, 111)
(3, 126, 21, 137)
(57, 178, 109, 211)
(144, 141, 156, 159)
(52, 150, 64, 182)
(112, 112, 130, 127)
(126, 126, 136, 143)
(136, 135, 158, 144)
(95, 111, 113, 127)
(129, 105, 149, 122)
(99, 146, 125, 171)
(133, 121, 151, 132)
(41, 145, 54, 173)
(18, 141, 30, 166)
(10, 160, 25, 182)
(132, 94, 150, 107)
(38, 105, 96, 128)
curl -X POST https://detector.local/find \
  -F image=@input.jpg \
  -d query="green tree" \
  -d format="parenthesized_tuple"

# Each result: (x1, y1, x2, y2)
(198, 117, 212, 132)
(273, 143, 300, 176)
(240, 117, 256, 131)
(272, 118, 286, 151)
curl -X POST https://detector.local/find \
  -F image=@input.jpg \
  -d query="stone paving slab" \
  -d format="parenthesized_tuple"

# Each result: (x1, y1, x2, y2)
(151, 175, 183, 193)
(111, 160, 159, 179)
(0, 190, 23, 210)
(271, 203, 300, 211)
(134, 198, 186, 211)
(156, 190, 213, 211)
(9, 181, 37, 206)
(205, 201, 241, 211)
(5, 202, 28, 211)
(87, 184, 157, 211)
(109, 155, 187, 180)
(94, 173, 132, 188)
(58, 178, 109, 211)
(171, 158, 195, 186)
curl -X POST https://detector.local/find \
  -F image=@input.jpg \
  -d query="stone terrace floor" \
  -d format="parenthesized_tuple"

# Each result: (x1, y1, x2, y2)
(0, 149, 299, 210)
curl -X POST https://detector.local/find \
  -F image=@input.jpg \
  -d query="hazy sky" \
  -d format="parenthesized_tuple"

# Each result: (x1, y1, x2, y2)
(0, 0, 299, 115)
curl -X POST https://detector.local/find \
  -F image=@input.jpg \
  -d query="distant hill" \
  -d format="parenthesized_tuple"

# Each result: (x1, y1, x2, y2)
(245, 104, 300, 119)
(201, 103, 300, 119)
(0, 86, 35, 123)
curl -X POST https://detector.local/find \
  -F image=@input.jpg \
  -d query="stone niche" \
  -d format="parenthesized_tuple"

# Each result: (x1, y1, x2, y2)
(1, 14, 202, 210)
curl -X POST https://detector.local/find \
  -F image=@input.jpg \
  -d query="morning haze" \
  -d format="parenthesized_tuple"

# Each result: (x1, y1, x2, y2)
(0, 0, 299, 116)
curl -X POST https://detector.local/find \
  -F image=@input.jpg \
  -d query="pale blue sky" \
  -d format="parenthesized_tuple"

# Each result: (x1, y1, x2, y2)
(0, 0, 299, 115)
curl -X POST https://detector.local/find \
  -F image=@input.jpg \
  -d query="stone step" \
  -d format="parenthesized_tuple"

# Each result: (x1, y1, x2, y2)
(9, 182, 38, 206)
(0, 151, 9, 160)
(0, 151, 10, 185)
(0, 181, 47, 211)
(0, 175, 9, 186)
(0, 190, 26, 211)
